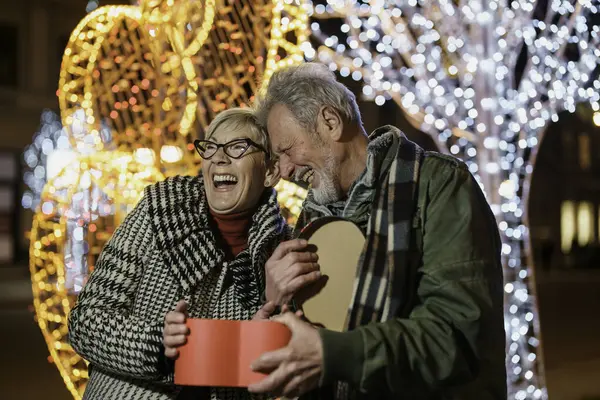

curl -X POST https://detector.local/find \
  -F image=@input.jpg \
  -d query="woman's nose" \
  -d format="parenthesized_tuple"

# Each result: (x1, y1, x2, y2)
(211, 148, 230, 164)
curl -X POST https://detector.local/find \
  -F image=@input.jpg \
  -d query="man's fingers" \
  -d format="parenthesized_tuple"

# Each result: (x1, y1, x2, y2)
(282, 373, 306, 398)
(279, 304, 304, 320)
(248, 365, 288, 394)
(163, 334, 187, 348)
(272, 311, 304, 331)
(165, 311, 186, 325)
(280, 304, 292, 314)
(251, 347, 290, 373)
(284, 251, 318, 266)
(285, 259, 320, 281)
(278, 263, 320, 299)
(271, 239, 309, 261)
(286, 271, 322, 296)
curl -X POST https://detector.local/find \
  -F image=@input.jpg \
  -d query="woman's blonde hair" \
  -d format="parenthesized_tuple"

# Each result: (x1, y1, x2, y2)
(204, 107, 271, 158)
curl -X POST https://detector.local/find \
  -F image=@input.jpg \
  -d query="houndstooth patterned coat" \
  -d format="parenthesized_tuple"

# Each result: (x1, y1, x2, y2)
(68, 175, 291, 400)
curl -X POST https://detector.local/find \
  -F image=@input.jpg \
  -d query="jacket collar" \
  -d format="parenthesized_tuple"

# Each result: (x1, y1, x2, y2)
(147, 175, 287, 305)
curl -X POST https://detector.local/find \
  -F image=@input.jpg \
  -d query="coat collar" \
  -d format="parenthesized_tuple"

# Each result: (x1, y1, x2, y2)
(230, 188, 289, 309)
(146, 175, 288, 307)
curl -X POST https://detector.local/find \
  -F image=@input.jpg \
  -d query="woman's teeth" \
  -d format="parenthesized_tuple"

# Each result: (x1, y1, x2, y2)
(213, 174, 238, 187)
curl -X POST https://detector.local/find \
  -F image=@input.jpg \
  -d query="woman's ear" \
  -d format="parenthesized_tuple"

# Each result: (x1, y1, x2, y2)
(264, 158, 281, 188)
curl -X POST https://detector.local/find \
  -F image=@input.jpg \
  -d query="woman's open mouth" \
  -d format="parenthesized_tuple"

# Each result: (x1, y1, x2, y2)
(212, 174, 238, 191)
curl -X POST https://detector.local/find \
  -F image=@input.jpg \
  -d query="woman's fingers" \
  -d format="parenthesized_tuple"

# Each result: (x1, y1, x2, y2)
(164, 322, 189, 336)
(164, 347, 179, 359)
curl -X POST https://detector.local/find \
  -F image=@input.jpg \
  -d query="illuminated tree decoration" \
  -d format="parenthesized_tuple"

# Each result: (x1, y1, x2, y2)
(308, 1, 600, 399)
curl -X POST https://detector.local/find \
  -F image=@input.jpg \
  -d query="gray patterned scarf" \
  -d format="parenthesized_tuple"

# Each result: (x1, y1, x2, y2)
(295, 126, 423, 324)
(295, 126, 424, 400)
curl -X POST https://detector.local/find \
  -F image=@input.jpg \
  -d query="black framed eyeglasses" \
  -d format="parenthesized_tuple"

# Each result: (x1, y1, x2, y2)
(194, 138, 269, 160)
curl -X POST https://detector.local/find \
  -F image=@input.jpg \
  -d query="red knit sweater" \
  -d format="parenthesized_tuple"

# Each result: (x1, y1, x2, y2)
(208, 207, 254, 259)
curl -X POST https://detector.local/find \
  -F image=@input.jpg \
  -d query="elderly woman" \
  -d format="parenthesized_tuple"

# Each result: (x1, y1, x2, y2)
(68, 108, 295, 399)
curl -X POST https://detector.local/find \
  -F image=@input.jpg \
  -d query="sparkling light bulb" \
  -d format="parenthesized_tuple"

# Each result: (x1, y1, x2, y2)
(309, 1, 600, 398)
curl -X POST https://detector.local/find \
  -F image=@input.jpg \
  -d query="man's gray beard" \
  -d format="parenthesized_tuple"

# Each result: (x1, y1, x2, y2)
(311, 153, 343, 205)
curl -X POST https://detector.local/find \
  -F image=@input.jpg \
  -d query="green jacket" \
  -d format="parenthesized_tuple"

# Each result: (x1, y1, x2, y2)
(302, 153, 507, 399)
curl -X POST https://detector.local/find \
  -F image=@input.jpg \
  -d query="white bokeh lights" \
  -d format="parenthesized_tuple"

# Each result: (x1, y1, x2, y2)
(22, 110, 72, 211)
(307, 1, 600, 399)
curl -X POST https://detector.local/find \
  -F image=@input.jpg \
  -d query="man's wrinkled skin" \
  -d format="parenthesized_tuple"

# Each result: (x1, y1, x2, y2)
(256, 97, 369, 398)
(248, 308, 323, 398)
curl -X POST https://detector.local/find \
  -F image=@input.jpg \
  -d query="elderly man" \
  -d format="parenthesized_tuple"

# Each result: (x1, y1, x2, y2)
(249, 63, 507, 400)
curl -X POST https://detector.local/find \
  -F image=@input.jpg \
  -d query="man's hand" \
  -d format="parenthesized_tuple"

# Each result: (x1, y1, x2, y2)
(248, 312, 324, 398)
(265, 239, 321, 306)
(163, 300, 189, 360)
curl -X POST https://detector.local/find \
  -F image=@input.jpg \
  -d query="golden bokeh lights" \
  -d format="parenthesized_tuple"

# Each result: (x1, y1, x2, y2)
(33, 1, 309, 398)
(57, 5, 199, 175)
(31, 152, 165, 398)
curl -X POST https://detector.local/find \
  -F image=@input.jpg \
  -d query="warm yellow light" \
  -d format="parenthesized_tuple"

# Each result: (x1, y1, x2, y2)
(45, 1, 309, 397)
(593, 111, 600, 127)
(561, 200, 576, 253)
(577, 201, 594, 247)
(29, 153, 164, 398)
(275, 180, 307, 226)
(58, 5, 200, 173)
(160, 145, 184, 163)
(134, 148, 156, 165)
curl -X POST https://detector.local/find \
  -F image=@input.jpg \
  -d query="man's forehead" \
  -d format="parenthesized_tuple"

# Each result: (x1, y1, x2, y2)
(267, 103, 293, 125)
(271, 136, 287, 154)
(266, 104, 301, 152)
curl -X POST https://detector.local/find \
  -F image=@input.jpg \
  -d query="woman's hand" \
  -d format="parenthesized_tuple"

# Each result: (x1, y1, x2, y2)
(253, 301, 277, 320)
(163, 300, 189, 360)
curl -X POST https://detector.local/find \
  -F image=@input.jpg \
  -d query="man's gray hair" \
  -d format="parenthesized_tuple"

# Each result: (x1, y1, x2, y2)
(205, 107, 271, 157)
(255, 63, 362, 131)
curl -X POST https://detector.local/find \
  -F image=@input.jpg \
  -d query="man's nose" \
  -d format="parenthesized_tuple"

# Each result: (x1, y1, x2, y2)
(279, 157, 295, 180)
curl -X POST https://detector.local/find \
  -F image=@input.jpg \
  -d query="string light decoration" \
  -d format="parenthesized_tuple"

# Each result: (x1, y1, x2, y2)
(307, 1, 600, 399)
(28, 1, 310, 398)
(58, 5, 199, 176)
(58, 1, 310, 177)
(22, 110, 70, 211)
(140, 0, 216, 145)
(30, 152, 164, 398)
(275, 179, 308, 224)
(141, 0, 309, 134)
(22, 109, 115, 211)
